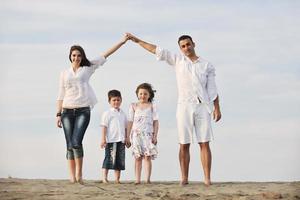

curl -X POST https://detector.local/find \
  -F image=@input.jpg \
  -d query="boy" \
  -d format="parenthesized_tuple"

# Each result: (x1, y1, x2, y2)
(100, 90, 129, 183)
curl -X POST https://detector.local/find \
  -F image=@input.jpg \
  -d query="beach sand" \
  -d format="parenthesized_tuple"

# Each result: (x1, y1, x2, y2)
(0, 178, 299, 200)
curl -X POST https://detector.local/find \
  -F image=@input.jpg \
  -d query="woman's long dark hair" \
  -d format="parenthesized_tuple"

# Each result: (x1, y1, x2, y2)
(69, 45, 91, 66)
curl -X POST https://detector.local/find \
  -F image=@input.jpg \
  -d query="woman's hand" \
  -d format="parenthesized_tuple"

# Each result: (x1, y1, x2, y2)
(56, 116, 62, 128)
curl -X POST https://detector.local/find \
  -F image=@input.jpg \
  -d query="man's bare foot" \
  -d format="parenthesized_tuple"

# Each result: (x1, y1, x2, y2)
(204, 179, 211, 186)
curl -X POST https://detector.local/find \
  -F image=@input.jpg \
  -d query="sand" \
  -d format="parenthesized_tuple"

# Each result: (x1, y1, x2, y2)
(0, 178, 299, 200)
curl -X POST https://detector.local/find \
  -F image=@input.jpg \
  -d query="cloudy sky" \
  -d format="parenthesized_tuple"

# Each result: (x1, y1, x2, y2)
(0, 0, 299, 182)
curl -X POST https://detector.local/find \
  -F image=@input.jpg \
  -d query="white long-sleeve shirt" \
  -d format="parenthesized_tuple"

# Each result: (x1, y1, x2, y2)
(57, 56, 106, 108)
(155, 46, 218, 113)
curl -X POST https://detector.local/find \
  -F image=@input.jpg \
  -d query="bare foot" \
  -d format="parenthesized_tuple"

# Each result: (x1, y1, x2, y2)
(146, 180, 151, 184)
(204, 179, 211, 186)
(76, 178, 84, 185)
(115, 180, 121, 184)
(180, 180, 189, 186)
(134, 181, 141, 185)
(69, 179, 76, 184)
(102, 179, 109, 184)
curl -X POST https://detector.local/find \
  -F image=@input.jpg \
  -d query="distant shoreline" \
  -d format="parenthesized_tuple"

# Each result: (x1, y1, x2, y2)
(1, 178, 299, 200)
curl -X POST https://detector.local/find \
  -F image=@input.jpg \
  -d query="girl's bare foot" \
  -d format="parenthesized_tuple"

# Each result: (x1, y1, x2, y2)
(134, 181, 141, 185)
(76, 178, 84, 185)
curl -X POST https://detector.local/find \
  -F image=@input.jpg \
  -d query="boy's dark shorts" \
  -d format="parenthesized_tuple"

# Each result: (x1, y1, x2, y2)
(102, 142, 125, 170)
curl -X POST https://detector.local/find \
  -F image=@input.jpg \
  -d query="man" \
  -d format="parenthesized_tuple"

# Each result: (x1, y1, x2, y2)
(127, 33, 221, 186)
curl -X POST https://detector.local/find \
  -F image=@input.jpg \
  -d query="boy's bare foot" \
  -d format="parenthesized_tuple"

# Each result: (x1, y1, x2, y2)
(102, 179, 109, 184)
(70, 177, 76, 184)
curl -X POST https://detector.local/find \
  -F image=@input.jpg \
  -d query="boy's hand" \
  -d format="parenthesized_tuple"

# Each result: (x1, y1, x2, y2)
(100, 140, 106, 149)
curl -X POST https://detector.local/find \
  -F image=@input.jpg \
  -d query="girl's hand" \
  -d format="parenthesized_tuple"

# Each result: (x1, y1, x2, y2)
(56, 116, 62, 128)
(100, 140, 106, 149)
(152, 136, 157, 145)
(125, 138, 131, 148)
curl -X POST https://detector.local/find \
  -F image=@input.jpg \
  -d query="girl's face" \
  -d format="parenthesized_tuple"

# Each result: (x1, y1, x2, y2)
(71, 50, 82, 65)
(138, 88, 150, 103)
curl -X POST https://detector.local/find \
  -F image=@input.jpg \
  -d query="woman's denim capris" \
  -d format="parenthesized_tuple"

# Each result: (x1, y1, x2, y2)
(61, 107, 90, 160)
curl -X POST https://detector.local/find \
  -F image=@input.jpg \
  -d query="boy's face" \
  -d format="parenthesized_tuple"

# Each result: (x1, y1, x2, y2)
(109, 96, 122, 109)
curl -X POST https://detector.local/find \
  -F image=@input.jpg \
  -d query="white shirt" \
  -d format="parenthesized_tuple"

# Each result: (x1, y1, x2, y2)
(155, 46, 218, 113)
(101, 108, 127, 143)
(57, 56, 106, 108)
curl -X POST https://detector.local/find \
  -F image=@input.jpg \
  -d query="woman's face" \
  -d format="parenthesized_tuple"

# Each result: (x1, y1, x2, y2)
(71, 50, 82, 65)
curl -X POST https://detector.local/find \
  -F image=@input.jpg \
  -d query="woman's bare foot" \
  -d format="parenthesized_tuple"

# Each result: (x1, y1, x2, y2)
(180, 180, 189, 186)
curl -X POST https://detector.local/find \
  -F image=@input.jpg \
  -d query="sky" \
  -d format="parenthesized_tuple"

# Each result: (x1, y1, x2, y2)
(0, 0, 299, 182)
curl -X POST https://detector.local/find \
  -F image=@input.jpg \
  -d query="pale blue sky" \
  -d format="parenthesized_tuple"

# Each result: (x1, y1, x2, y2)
(0, 0, 299, 181)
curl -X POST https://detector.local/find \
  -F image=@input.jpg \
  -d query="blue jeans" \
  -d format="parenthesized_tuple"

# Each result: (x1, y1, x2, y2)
(61, 107, 90, 160)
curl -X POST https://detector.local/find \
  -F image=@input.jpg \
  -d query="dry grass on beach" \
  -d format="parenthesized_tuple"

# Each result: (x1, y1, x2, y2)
(0, 178, 299, 200)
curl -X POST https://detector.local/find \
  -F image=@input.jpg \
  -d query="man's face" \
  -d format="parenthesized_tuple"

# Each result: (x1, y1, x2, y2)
(179, 38, 195, 57)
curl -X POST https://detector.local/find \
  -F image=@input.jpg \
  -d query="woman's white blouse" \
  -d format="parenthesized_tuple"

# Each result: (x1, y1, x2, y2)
(57, 56, 106, 108)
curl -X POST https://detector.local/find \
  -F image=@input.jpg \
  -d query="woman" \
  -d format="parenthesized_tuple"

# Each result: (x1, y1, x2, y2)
(56, 35, 129, 184)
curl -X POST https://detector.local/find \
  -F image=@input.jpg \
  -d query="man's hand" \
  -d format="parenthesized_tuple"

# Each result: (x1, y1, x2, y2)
(126, 33, 140, 43)
(213, 107, 221, 122)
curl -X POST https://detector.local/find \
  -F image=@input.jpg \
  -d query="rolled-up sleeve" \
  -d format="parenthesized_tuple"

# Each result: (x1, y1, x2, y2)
(90, 56, 107, 72)
(57, 72, 65, 100)
(100, 112, 108, 127)
(155, 46, 177, 66)
(206, 63, 218, 102)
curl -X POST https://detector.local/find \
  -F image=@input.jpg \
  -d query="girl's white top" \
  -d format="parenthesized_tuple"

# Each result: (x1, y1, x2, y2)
(128, 103, 159, 133)
(57, 56, 106, 108)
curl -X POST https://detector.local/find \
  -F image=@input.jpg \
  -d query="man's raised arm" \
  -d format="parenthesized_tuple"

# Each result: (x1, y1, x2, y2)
(126, 33, 157, 54)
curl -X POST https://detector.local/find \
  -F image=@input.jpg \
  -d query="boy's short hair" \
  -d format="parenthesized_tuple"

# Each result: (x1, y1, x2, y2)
(178, 35, 194, 44)
(108, 90, 122, 102)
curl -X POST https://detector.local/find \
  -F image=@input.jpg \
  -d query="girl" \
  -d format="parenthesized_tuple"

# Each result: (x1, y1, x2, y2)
(127, 83, 159, 184)
(56, 35, 129, 184)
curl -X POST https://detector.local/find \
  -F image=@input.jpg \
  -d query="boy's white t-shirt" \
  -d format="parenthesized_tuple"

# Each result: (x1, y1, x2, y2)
(101, 107, 127, 143)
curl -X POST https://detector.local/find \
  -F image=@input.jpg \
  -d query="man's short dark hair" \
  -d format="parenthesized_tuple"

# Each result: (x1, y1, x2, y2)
(108, 90, 122, 101)
(178, 35, 194, 44)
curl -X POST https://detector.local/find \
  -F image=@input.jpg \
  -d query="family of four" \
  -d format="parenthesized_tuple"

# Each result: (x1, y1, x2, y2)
(56, 33, 221, 186)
